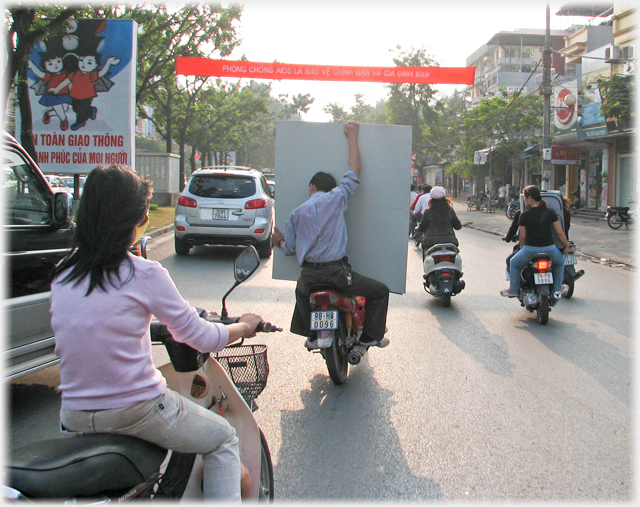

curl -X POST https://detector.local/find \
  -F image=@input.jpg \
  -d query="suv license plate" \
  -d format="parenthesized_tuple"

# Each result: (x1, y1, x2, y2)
(212, 208, 228, 220)
(310, 310, 338, 330)
(534, 272, 553, 284)
(564, 253, 577, 265)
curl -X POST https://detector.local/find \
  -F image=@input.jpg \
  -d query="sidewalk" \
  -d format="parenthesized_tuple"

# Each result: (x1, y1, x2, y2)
(451, 198, 635, 270)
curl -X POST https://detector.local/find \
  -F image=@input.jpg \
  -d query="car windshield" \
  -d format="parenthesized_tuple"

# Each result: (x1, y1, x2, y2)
(189, 174, 256, 199)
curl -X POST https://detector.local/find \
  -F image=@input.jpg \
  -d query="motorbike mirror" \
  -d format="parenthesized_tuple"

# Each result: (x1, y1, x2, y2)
(139, 236, 150, 259)
(234, 245, 260, 283)
(221, 246, 260, 319)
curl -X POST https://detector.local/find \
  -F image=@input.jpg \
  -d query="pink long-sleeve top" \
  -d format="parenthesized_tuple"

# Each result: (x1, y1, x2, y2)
(51, 253, 230, 411)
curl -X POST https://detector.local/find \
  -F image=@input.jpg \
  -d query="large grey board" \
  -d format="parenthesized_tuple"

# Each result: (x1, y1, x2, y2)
(272, 121, 411, 294)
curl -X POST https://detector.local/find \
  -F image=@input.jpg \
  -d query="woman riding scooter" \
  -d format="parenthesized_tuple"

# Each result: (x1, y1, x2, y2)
(415, 186, 462, 255)
(50, 165, 263, 501)
(500, 185, 571, 299)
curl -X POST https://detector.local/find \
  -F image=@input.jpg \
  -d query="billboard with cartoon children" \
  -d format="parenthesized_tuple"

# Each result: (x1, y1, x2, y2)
(16, 19, 137, 174)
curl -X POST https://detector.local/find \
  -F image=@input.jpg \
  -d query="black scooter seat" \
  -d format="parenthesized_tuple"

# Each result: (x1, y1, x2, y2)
(8, 433, 167, 498)
(609, 206, 629, 213)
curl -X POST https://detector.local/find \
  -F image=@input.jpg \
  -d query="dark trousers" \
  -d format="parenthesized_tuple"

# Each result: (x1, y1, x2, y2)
(72, 97, 94, 124)
(290, 259, 389, 342)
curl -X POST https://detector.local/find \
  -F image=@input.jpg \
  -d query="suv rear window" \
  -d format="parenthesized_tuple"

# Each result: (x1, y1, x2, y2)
(189, 174, 256, 199)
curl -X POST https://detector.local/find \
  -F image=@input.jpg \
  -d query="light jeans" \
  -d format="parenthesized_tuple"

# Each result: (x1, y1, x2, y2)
(508, 244, 565, 294)
(60, 388, 241, 501)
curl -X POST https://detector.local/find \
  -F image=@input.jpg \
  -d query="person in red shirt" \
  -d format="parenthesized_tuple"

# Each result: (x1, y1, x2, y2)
(52, 52, 120, 131)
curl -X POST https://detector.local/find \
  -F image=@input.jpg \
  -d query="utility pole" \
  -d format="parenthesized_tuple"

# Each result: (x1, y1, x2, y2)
(541, 2, 552, 190)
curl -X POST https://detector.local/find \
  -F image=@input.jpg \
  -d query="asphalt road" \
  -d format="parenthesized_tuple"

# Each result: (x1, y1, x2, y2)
(7, 228, 633, 502)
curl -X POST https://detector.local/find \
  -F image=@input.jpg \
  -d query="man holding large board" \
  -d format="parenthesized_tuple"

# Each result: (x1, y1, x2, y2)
(271, 121, 390, 350)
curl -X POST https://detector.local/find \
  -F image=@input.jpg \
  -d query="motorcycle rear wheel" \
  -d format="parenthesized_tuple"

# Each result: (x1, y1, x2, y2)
(441, 292, 451, 307)
(258, 429, 274, 501)
(536, 293, 550, 325)
(607, 213, 624, 229)
(324, 316, 349, 385)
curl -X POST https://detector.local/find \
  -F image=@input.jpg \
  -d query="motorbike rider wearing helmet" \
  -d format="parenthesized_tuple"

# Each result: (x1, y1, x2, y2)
(415, 186, 462, 255)
(271, 121, 390, 350)
(500, 185, 572, 299)
(51, 165, 263, 502)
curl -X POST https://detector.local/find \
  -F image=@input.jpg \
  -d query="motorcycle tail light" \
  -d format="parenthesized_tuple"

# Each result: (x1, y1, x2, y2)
(178, 196, 198, 208)
(536, 259, 550, 271)
(433, 254, 455, 264)
(310, 292, 340, 306)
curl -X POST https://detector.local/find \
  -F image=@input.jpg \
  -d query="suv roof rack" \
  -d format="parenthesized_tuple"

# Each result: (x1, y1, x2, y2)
(195, 165, 254, 173)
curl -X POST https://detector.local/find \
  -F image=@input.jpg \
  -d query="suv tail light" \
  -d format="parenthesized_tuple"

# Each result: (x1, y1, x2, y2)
(178, 196, 197, 208)
(245, 198, 268, 210)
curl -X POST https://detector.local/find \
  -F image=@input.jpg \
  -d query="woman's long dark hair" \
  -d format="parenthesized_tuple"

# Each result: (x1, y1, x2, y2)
(428, 196, 454, 227)
(54, 165, 152, 295)
(523, 184, 548, 223)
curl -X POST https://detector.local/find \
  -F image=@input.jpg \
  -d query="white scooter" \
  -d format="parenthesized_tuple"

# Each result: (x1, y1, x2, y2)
(423, 243, 465, 307)
(5, 245, 279, 502)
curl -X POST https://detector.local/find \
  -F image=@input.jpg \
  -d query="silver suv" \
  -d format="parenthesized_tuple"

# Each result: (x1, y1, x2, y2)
(174, 166, 275, 258)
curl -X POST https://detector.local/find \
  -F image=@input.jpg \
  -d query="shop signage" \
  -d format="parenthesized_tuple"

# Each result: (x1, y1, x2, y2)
(551, 145, 580, 165)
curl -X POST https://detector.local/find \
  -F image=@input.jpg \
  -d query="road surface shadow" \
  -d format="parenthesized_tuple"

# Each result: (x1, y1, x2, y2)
(274, 361, 442, 501)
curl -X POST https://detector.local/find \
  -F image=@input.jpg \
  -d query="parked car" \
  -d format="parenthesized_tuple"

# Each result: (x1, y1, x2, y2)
(44, 174, 73, 194)
(2, 132, 75, 380)
(174, 165, 275, 258)
(61, 175, 86, 197)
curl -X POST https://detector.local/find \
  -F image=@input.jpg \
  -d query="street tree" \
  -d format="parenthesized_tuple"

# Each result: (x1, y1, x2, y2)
(85, 3, 243, 115)
(460, 89, 543, 192)
(323, 93, 387, 124)
(386, 45, 441, 175)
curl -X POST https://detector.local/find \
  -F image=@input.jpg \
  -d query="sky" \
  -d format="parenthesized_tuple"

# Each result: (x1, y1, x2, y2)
(219, 0, 608, 122)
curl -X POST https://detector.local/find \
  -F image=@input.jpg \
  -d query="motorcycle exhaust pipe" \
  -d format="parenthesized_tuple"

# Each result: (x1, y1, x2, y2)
(347, 345, 367, 365)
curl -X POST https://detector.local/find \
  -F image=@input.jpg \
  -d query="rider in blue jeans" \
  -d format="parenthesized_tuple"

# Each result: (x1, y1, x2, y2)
(501, 185, 572, 299)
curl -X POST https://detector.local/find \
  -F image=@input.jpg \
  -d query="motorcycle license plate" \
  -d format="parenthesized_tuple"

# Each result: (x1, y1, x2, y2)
(310, 310, 338, 330)
(564, 253, 577, 265)
(534, 272, 553, 284)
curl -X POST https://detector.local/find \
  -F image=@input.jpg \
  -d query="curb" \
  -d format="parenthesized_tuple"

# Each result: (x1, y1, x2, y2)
(462, 222, 634, 271)
(145, 225, 173, 239)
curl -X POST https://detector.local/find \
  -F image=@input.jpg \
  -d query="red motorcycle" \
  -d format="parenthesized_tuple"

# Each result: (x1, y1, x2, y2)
(306, 284, 367, 385)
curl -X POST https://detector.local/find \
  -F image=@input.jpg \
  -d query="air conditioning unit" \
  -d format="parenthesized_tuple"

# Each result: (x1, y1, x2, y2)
(621, 45, 635, 60)
(605, 45, 622, 60)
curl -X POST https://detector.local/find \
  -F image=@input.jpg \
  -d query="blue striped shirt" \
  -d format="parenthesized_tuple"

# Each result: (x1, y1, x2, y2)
(282, 170, 360, 266)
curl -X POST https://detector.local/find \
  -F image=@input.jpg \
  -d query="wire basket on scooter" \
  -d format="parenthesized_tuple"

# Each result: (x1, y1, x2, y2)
(213, 344, 269, 403)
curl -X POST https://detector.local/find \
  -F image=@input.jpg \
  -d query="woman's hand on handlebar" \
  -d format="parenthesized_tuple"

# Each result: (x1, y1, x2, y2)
(238, 313, 263, 337)
(226, 313, 263, 345)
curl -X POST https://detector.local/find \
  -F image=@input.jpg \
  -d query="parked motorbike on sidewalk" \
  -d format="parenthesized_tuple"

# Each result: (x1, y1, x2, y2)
(6, 246, 280, 502)
(305, 284, 373, 385)
(423, 243, 465, 307)
(505, 198, 520, 220)
(562, 241, 584, 299)
(606, 200, 635, 229)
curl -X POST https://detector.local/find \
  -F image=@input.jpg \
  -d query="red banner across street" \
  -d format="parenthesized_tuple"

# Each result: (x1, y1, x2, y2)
(176, 57, 476, 85)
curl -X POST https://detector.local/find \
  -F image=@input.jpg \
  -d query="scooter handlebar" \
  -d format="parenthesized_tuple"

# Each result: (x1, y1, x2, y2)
(220, 315, 282, 333)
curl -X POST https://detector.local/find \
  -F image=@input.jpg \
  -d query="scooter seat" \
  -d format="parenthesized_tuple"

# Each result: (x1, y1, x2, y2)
(425, 243, 459, 255)
(8, 433, 168, 498)
(609, 206, 629, 213)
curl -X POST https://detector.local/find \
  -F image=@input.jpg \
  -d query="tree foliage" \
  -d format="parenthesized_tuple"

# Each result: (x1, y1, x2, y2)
(598, 73, 634, 125)
(323, 93, 387, 124)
